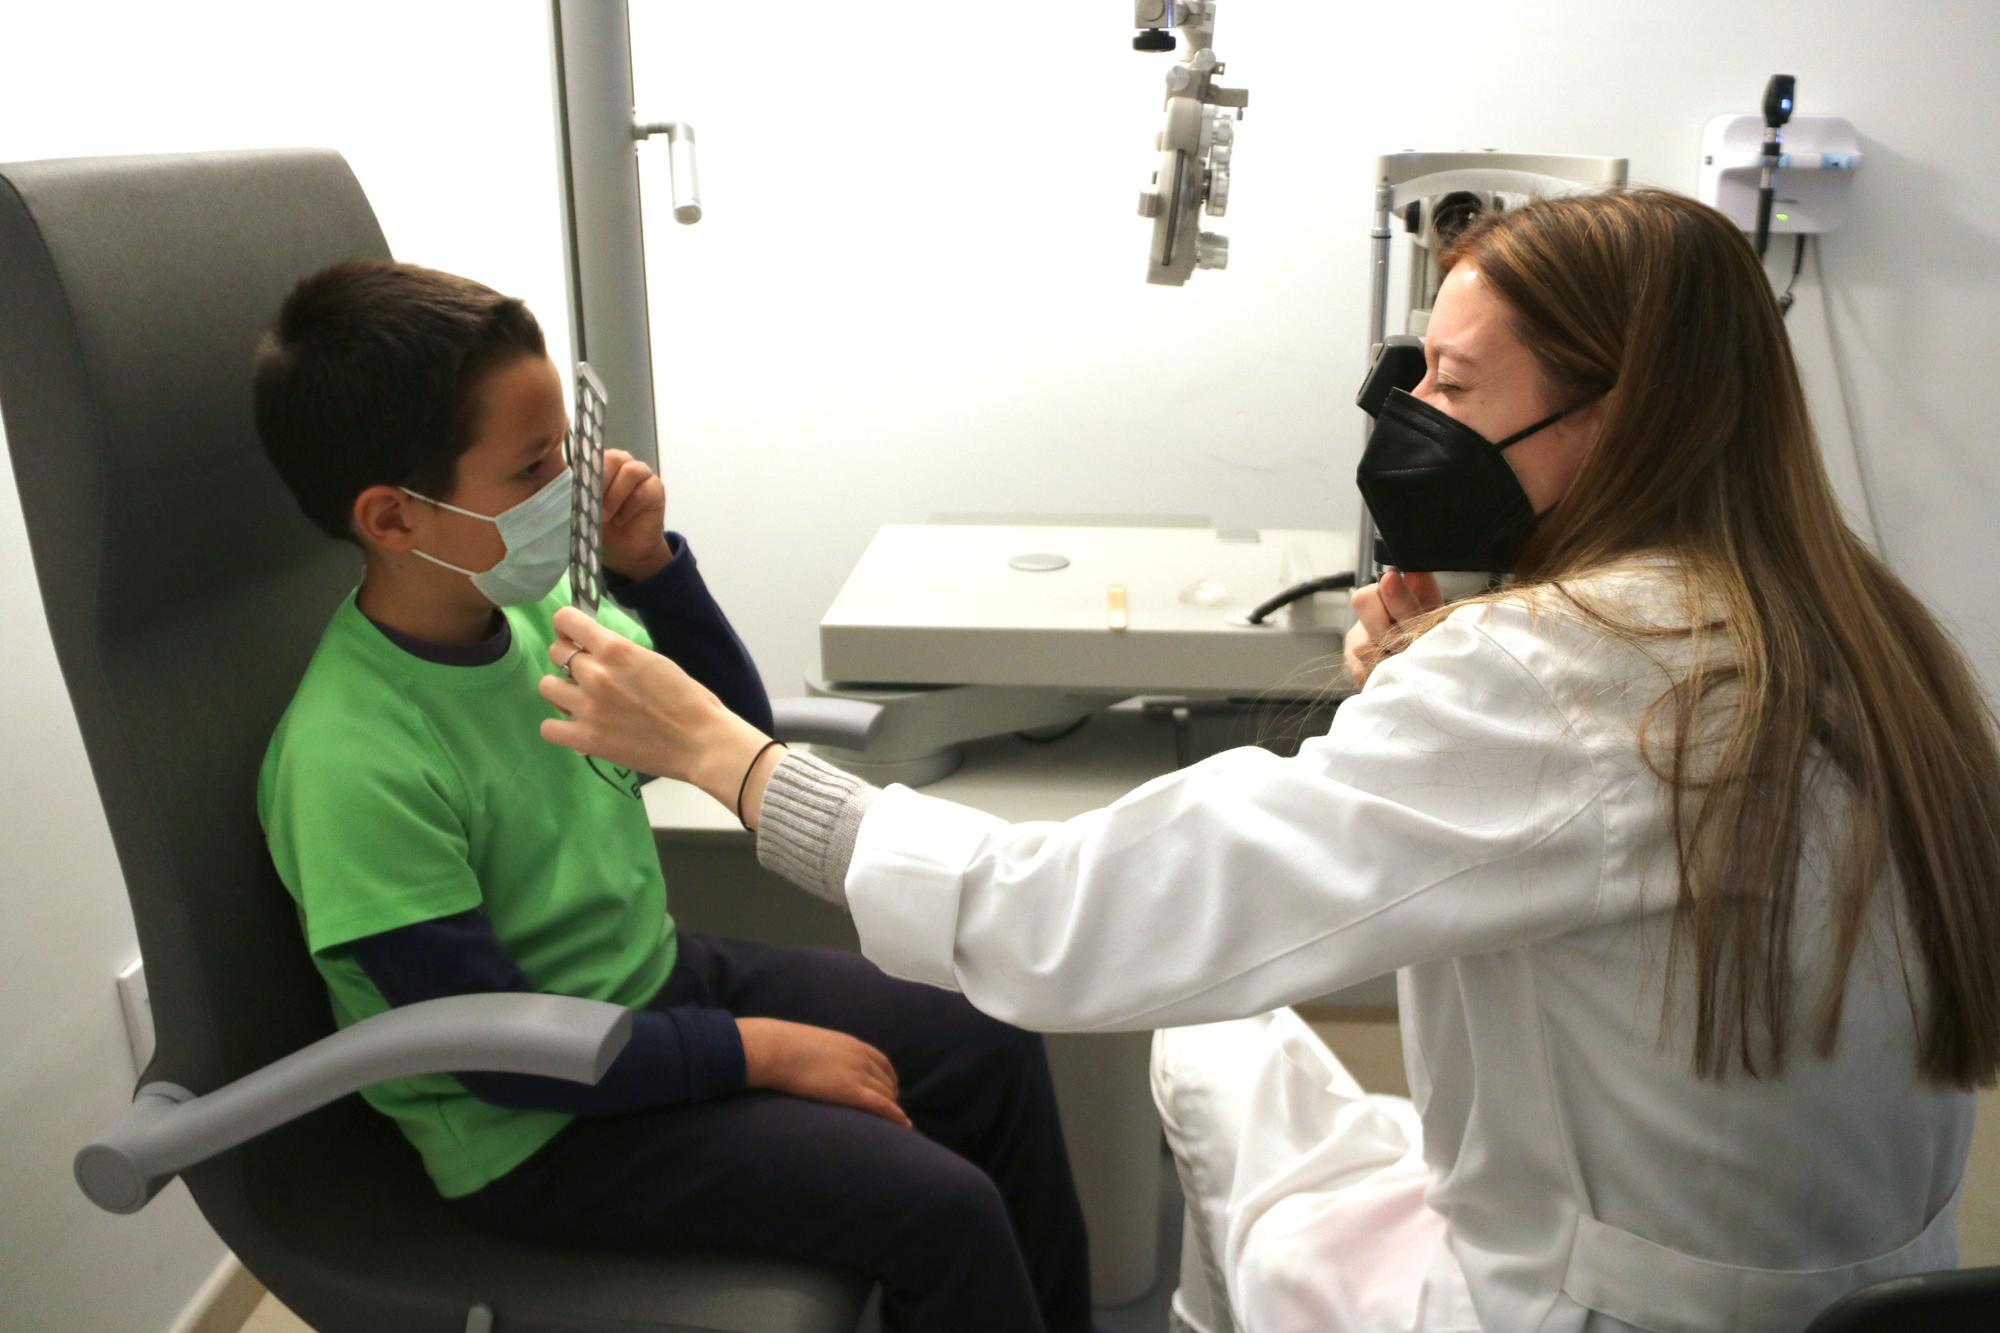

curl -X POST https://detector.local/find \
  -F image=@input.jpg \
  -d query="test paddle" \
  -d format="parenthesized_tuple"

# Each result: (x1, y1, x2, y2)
(567, 363, 609, 619)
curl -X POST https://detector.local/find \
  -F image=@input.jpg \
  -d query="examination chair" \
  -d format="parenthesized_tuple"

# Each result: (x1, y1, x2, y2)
(0, 149, 881, 1333)
(1802, 1265, 2000, 1331)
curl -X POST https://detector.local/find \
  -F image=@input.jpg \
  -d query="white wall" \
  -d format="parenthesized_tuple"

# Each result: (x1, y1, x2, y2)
(0, 4, 566, 1328)
(4, 2, 2000, 1327)
(630, 0, 2000, 701)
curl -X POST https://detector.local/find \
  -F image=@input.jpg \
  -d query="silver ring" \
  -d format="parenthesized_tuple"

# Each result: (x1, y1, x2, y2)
(559, 644, 587, 679)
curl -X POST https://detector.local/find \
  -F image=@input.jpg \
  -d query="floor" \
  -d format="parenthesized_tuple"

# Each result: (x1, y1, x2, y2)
(239, 1016, 2000, 1332)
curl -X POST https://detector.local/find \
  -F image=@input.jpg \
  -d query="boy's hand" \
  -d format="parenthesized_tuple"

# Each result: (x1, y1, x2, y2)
(737, 1017, 912, 1129)
(598, 449, 672, 581)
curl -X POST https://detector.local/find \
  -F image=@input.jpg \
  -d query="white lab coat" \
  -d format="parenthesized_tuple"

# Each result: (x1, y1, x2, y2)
(840, 558, 1973, 1332)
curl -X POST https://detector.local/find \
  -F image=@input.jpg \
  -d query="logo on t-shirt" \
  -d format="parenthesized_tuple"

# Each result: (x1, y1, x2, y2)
(585, 755, 643, 799)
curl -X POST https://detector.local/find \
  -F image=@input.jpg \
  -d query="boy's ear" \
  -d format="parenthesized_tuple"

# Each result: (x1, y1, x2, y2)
(352, 485, 421, 552)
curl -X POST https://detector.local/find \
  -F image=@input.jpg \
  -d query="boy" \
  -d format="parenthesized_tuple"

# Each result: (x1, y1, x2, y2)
(253, 260, 1091, 1332)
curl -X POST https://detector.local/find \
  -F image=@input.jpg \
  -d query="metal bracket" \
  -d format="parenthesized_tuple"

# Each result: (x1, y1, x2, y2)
(633, 120, 702, 224)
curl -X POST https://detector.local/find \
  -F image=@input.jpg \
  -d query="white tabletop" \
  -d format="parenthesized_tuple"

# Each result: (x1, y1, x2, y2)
(818, 525, 1355, 695)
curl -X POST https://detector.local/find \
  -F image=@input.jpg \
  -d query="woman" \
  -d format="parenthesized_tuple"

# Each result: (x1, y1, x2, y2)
(536, 190, 2000, 1332)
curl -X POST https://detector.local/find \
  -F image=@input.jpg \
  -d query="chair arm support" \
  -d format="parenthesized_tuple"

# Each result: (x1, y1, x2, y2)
(75, 993, 632, 1214)
(769, 696, 886, 751)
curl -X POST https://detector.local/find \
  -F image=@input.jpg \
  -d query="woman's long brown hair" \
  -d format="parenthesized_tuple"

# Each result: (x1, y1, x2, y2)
(1384, 189, 2000, 1086)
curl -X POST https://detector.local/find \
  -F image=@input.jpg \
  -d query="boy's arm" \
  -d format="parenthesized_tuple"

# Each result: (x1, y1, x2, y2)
(343, 907, 746, 1114)
(606, 531, 775, 735)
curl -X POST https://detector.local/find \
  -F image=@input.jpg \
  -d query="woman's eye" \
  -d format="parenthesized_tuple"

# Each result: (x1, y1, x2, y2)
(1433, 381, 1462, 395)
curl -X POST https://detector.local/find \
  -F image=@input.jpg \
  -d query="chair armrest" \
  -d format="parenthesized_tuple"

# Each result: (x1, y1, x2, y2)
(769, 696, 886, 751)
(75, 992, 631, 1214)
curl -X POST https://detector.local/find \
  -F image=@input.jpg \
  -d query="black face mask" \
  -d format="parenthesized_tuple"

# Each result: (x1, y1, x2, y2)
(1355, 389, 1576, 573)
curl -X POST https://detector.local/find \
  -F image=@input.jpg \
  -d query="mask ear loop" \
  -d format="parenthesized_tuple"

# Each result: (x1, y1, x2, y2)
(397, 487, 494, 578)
(1491, 398, 1603, 543)
(1492, 401, 1583, 451)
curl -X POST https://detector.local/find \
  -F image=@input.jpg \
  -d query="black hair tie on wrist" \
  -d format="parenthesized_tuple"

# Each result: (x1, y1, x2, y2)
(737, 740, 788, 831)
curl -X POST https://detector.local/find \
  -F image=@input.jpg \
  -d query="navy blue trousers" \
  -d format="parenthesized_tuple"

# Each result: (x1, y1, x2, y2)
(451, 933, 1094, 1333)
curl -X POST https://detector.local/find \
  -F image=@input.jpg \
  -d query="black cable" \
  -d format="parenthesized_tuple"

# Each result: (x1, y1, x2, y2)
(1778, 233, 1808, 320)
(1245, 571, 1357, 626)
(1813, 237, 1887, 550)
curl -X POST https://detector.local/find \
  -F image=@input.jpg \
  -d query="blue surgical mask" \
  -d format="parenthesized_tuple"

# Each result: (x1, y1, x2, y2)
(403, 469, 573, 607)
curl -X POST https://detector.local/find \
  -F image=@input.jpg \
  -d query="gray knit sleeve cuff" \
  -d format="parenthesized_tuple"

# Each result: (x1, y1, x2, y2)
(754, 750, 881, 907)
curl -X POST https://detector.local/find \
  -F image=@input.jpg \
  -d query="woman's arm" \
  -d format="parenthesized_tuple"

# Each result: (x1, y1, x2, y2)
(833, 611, 1606, 1032)
(539, 605, 783, 818)
(591, 451, 775, 734)
(750, 566, 1448, 903)
(538, 604, 1608, 1033)
(605, 531, 775, 735)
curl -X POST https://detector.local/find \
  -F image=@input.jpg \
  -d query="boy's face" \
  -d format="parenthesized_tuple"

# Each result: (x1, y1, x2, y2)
(408, 353, 569, 575)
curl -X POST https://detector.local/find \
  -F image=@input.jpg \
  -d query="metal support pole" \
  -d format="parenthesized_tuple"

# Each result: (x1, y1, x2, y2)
(1357, 181, 1394, 580)
(549, 0, 660, 469)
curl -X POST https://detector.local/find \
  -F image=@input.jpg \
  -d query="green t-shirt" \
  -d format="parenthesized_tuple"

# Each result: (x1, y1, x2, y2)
(257, 583, 672, 1197)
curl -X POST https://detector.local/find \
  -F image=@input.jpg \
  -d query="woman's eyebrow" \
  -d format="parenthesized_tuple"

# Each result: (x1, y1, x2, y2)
(1431, 341, 1478, 370)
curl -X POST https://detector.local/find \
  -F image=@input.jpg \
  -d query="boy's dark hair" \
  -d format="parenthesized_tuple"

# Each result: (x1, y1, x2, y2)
(252, 259, 548, 542)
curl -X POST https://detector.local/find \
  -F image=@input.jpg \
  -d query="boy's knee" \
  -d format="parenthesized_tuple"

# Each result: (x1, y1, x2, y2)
(988, 1012, 1049, 1065)
(978, 1020, 1061, 1108)
(966, 999, 1047, 1058)
(934, 996, 1049, 1079)
(904, 1152, 1014, 1244)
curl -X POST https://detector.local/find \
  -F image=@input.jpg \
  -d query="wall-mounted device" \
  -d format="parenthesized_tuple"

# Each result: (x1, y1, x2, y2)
(1698, 113, 1862, 239)
(1133, 1, 1249, 285)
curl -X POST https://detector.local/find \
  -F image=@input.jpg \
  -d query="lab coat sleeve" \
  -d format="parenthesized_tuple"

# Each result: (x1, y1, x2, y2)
(844, 604, 1609, 1031)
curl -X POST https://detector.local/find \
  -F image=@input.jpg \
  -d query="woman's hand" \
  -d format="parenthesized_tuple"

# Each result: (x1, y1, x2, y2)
(1344, 567, 1443, 688)
(597, 449, 672, 581)
(540, 606, 779, 817)
(737, 1017, 912, 1129)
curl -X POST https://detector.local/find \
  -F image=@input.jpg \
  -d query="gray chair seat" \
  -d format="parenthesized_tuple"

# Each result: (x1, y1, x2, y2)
(244, 1106, 866, 1332)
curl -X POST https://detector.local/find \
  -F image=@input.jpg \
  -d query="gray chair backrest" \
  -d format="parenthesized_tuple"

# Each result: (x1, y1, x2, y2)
(0, 149, 873, 1333)
(1, 148, 385, 1090)
(0, 141, 399, 1255)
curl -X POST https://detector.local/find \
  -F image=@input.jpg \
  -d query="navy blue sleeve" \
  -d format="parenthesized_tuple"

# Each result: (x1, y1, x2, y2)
(343, 908, 746, 1114)
(606, 531, 776, 736)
